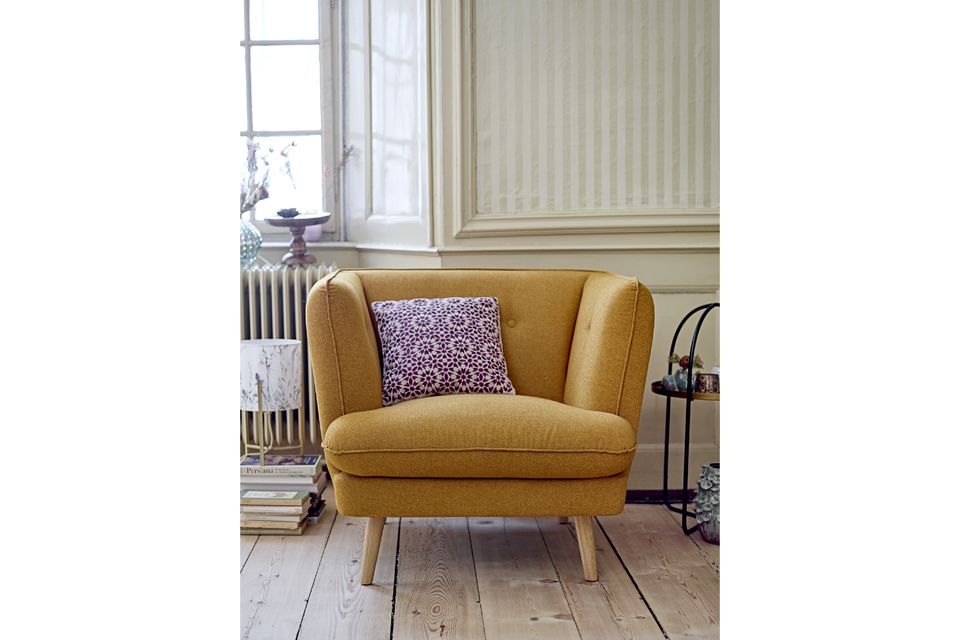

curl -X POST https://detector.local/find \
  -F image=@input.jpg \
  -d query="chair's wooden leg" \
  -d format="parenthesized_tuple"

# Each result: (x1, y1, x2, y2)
(558, 516, 569, 524)
(572, 516, 598, 582)
(360, 517, 386, 586)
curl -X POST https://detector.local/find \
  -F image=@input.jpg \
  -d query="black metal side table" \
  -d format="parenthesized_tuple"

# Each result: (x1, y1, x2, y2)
(652, 303, 719, 535)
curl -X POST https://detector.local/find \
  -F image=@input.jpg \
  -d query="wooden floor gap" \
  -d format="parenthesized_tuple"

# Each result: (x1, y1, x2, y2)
(240, 536, 259, 573)
(388, 517, 403, 640)
(465, 518, 488, 640)
(294, 512, 339, 640)
(536, 518, 585, 639)
(595, 517, 670, 639)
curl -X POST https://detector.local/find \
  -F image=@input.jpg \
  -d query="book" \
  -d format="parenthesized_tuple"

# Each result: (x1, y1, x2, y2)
(240, 483, 321, 493)
(239, 472, 320, 483)
(239, 513, 303, 523)
(306, 498, 326, 525)
(239, 476, 327, 493)
(240, 454, 322, 475)
(240, 504, 309, 515)
(240, 490, 310, 507)
(239, 518, 305, 530)
(241, 524, 305, 536)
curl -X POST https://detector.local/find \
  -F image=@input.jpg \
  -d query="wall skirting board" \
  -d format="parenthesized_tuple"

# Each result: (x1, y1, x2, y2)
(625, 489, 698, 504)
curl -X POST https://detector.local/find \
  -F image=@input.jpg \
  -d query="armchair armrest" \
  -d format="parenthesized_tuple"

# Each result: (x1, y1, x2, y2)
(306, 270, 383, 440)
(563, 273, 655, 431)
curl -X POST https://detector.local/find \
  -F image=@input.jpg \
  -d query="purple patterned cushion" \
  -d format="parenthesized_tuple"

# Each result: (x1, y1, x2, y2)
(371, 296, 516, 406)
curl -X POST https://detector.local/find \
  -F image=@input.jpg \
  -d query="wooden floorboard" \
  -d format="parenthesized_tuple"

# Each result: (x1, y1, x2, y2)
(240, 488, 336, 640)
(240, 501, 720, 639)
(468, 517, 581, 640)
(668, 509, 720, 573)
(393, 517, 485, 640)
(536, 517, 665, 640)
(297, 515, 400, 639)
(599, 505, 720, 640)
(240, 535, 258, 572)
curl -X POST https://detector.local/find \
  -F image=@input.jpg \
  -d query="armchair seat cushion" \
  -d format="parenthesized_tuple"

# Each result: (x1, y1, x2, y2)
(322, 394, 636, 479)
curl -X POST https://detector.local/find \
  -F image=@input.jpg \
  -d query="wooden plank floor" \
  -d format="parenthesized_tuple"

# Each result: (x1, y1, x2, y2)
(241, 495, 719, 640)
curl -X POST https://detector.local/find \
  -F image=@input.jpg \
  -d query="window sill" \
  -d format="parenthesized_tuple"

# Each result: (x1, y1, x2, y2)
(260, 240, 356, 250)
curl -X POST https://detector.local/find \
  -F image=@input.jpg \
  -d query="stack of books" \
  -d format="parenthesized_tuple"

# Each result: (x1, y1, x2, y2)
(240, 490, 314, 535)
(240, 454, 328, 535)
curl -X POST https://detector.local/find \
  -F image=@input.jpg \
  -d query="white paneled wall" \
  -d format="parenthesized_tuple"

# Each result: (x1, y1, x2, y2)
(474, 0, 718, 215)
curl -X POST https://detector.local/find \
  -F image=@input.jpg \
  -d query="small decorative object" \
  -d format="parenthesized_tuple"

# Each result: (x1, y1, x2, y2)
(240, 216, 262, 268)
(695, 372, 719, 394)
(240, 339, 304, 464)
(276, 207, 300, 218)
(660, 374, 678, 391)
(694, 462, 719, 544)
(240, 139, 300, 265)
(266, 211, 331, 266)
(669, 353, 705, 370)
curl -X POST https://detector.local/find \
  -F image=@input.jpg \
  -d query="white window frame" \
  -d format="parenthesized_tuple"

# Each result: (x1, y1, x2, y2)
(241, 0, 342, 241)
(341, 0, 432, 248)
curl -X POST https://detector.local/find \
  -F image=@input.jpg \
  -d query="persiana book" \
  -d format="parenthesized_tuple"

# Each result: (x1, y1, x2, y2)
(240, 454, 321, 475)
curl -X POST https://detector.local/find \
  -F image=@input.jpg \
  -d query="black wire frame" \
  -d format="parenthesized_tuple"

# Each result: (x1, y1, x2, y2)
(660, 302, 719, 535)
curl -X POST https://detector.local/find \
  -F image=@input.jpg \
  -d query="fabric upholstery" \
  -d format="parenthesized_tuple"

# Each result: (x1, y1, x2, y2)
(332, 471, 630, 517)
(372, 296, 515, 406)
(564, 273, 656, 431)
(305, 270, 383, 445)
(355, 269, 589, 402)
(323, 394, 635, 478)
(305, 268, 655, 517)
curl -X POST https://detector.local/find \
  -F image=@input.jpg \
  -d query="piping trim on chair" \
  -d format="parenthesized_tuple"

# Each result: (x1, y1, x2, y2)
(321, 444, 638, 455)
(323, 273, 347, 417)
(615, 279, 641, 417)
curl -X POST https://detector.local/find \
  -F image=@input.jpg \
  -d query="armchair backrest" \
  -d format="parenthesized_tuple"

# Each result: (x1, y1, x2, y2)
(306, 268, 654, 438)
(354, 269, 589, 402)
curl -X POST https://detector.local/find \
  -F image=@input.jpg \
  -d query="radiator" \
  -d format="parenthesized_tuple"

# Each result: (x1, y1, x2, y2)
(240, 263, 337, 452)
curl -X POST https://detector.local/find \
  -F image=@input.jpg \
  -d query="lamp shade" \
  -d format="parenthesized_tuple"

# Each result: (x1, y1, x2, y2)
(240, 339, 302, 411)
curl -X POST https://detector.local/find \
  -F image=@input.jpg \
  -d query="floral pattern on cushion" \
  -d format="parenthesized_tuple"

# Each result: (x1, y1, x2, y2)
(371, 296, 516, 406)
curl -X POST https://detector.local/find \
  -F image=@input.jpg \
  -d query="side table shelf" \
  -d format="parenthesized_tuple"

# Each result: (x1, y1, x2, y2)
(654, 302, 720, 536)
(651, 381, 720, 403)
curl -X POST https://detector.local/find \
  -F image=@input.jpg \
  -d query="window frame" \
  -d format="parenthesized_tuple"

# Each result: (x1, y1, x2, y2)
(241, 0, 342, 240)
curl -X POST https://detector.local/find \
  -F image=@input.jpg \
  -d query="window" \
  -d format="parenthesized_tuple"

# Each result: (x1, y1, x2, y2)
(240, 0, 338, 236)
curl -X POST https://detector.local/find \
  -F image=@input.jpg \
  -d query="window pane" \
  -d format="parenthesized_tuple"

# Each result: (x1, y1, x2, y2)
(250, 46, 323, 131)
(250, 0, 319, 40)
(247, 136, 325, 219)
(370, 0, 424, 217)
(241, 50, 250, 132)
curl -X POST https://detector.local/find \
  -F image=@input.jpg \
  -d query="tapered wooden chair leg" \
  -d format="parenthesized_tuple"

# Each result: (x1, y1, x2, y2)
(572, 516, 598, 581)
(360, 517, 386, 586)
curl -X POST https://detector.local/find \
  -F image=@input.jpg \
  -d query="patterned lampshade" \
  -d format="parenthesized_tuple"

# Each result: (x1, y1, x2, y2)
(240, 339, 302, 411)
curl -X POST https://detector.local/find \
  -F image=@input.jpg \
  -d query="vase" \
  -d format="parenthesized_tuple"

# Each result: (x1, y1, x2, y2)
(240, 216, 262, 268)
(303, 222, 324, 242)
(694, 462, 720, 544)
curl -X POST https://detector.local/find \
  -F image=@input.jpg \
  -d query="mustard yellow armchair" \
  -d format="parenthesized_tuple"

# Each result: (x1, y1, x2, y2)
(306, 269, 654, 583)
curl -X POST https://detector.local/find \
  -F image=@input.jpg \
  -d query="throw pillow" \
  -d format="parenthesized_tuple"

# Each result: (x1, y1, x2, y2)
(371, 296, 516, 406)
